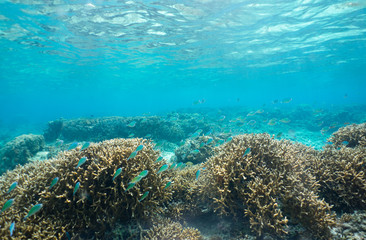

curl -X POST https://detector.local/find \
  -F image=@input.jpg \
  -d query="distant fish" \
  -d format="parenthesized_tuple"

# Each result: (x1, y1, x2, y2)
(247, 111, 256, 117)
(7, 182, 17, 194)
(112, 168, 122, 181)
(342, 141, 349, 145)
(139, 170, 149, 178)
(199, 142, 205, 148)
(190, 149, 200, 154)
(157, 164, 168, 174)
(276, 132, 283, 138)
(186, 161, 193, 166)
(243, 148, 251, 157)
(129, 176, 143, 184)
(206, 138, 213, 144)
(10, 222, 15, 237)
(73, 182, 80, 196)
(24, 203, 43, 220)
(139, 191, 149, 202)
(80, 142, 90, 151)
(247, 120, 256, 126)
(164, 181, 172, 189)
(255, 109, 264, 114)
(272, 99, 279, 104)
(218, 115, 226, 121)
(75, 157, 87, 169)
(191, 132, 200, 138)
(127, 151, 138, 160)
(169, 163, 176, 170)
(282, 98, 292, 103)
(196, 169, 201, 180)
(226, 136, 233, 142)
(127, 121, 136, 128)
(176, 162, 185, 169)
(128, 133, 135, 138)
(141, 118, 148, 123)
(217, 139, 225, 145)
(279, 118, 291, 124)
(268, 119, 277, 126)
(55, 140, 64, 147)
(68, 142, 78, 151)
(155, 156, 163, 162)
(0, 198, 14, 215)
(125, 182, 136, 192)
(65, 232, 71, 240)
(145, 134, 152, 138)
(205, 130, 212, 135)
(136, 145, 144, 152)
(48, 177, 59, 190)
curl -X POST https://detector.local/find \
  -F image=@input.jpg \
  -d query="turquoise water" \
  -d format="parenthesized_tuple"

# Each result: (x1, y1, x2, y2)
(0, 0, 365, 129)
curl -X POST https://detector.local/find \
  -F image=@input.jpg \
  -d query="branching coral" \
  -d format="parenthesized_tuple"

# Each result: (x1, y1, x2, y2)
(328, 123, 366, 148)
(201, 134, 335, 239)
(0, 138, 173, 239)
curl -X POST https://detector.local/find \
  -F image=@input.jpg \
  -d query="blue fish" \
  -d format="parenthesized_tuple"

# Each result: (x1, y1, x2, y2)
(10, 222, 15, 236)
(155, 156, 163, 162)
(139, 191, 149, 202)
(7, 182, 17, 194)
(73, 182, 80, 196)
(127, 151, 138, 160)
(164, 181, 172, 189)
(243, 148, 251, 157)
(24, 203, 43, 220)
(196, 169, 201, 180)
(128, 133, 135, 138)
(125, 182, 135, 192)
(48, 177, 59, 190)
(68, 142, 78, 151)
(145, 134, 152, 138)
(0, 198, 14, 214)
(80, 142, 90, 151)
(127, 121, 136, 127)
(226, 136, 233, 142)
(112, 168, 122, 181)
(157, 164, 168, 174)
(206, 138, 213, 144)
(136, 145, 144, 152)
(190, 149, 200, 154)
(75, 157, 87, 169)
(342, 141, 349, 145)
(55, 140, 64, 147)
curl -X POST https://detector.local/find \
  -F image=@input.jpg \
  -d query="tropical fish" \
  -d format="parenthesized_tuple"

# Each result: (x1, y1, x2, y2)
(145, 134, 152, 138)
(169, 163, 176, 170)
(128, 133, 135, 138)
(141, 118, 148, 123)
(136, 145, 144, 152)
(282, 98, 292, 103)
(164, 181, 172, 189)
(127, 121, 136, 127)
(190, 149, 199, 154)
(75, 157, 87, 169)
(125, 182, 135, 192)
(185, 161, 193, 166)
(199, 142, 205, 148)
(268, 119, 277, 126)
(155, 156, 163, 162)
(65, 232, 71, 240)
(139, 191, 149, 202)
(0, 199, 14, 214)
(24, 203, 43, 220)
(129, 176, 143, 184)
(246, 111, 256, 117)
(7, 182, 17, 194)
(255, 109, 264, 114)
(276, 132, 283, 138)
(279, 118, 291, 124)
(196, 170, 201, 180)
(10, 222, 15, 237)
(139, 170, 149, 178)
(80, 142, 90, 151)
(177, 162, 185, 169)
(226, 136, 233, 142)
(73, 182, 80, 196)
(205, 130, 212, 135)
(68, 142, 78, 151)
(55, 140, 64, 147)
(48, 177, 59, 190)
(206, 138, 213, 144)
(217, 139, 225, 145)
(342, 141, 349, 145)
(247, 120, 256, 126)
(191, 132, 200, 138)
(243, 148, 251, 156)
(218, 115, 226, 121)
(127, 151, 138, 160)
(157, 164, 168, 174)
(112, 168, 122, 181)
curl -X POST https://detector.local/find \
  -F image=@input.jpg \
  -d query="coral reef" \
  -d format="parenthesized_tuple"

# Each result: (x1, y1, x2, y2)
(332, 210, 366, 239)
(328, 123, 366, 148)
(143, 218, 202, 240)
(0, 134, 44, 174)
(201, 134, 335, 239)
(0, 138, 174, 239)
(175, 136, 219, 164)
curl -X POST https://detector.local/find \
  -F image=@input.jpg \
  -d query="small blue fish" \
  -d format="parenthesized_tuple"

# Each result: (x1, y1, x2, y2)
(176, 162, 184, 169)
(68, 142, 78, 151)
(24, 203, 43, 220)
(80, 142, 90, 151)
(155, 156, 163, 162)
(141, 118, 148, 123)
(206, 138, 213, 144)
(157, 164, 168, 174)
(65, 232, 71, 240)
(217, 139, 225, 145)
(136, 145, 144, 152)
(0, 199, 14, 214)
(145, 134, 152, 138)
(112, 168, 122, 181)
(125, 182, 135, 192)
(191, 132, 200, 138)
(55, 140, 64, 147)
(205, 130, 212, 135)
(129, 176, 143, 184)
(139, 191, 149, 202)
(164, 181, 172, 189)
(169, 163, 176, 170)
(127, 151, 138, 160)
(342, 141, 349, 145)
(199, 142, 205, 148)
(48, 177, 59, 190)
(128, 133, 135, 138)
(127, 121, 136, 127)
(75, 157, 87, 169)
(139, 170, 149, 178)
(243, 148, 251, 157)
(226, 136, 233, 142)
(73, 182, 80, 196)
(190, 149, 200, 154)
(7, 182, 17, 194)
(196, 169, 201, 180)
(10, 222, 15, 236)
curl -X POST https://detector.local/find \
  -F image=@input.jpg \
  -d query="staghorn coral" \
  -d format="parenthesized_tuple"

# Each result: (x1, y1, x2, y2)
(0, 138, 174, 239)
(0, 134, 44, 174)
(201, 133, 335, 239)
(143, 218, 202, 240)
(175, 136, 219, 164)
(328, 123, 366, 148)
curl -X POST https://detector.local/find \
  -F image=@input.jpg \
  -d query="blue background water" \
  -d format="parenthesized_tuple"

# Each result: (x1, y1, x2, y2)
(0, 0, 365, 130)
